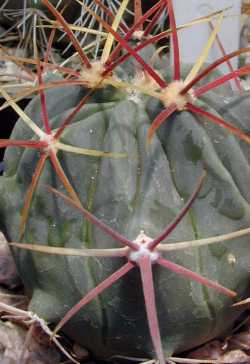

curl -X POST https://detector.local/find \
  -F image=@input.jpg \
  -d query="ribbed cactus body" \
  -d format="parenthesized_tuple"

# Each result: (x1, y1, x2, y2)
(1, 64, 250, 358)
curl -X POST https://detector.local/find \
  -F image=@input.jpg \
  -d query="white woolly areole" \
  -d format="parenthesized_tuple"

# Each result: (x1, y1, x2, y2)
(132, 30, 145, 40)
(160, 80, 195, 111)
(80, 61, 105, 88)
(40, 132, 54, 144)
(127, 91, 142, 104)
(40, 132, 57, 153)
(129, 230, 160, 263)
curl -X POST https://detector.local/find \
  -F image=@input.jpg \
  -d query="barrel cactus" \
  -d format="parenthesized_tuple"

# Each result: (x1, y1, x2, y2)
(1, 1, 250, 362)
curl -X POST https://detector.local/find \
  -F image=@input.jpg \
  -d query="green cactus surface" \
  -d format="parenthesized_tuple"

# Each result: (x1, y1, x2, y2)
(0, 66, 250, 359)
(1, 1, 250, 362)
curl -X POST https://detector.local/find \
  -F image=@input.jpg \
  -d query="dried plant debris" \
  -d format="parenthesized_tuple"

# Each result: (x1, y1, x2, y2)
(0, 302, 82, 364)
(0, 319, 61, 364)
(0, 287, 28, 309)
(187, 339, 250, 364)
